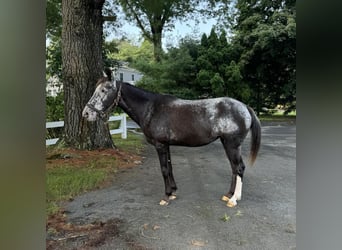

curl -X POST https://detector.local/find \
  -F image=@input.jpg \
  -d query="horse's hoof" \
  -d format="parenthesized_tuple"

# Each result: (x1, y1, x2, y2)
(221, 195, 229, 202)
(159, 199, 169, 206)
(169, 193, 177, 200)
(226, 198, 237, 208)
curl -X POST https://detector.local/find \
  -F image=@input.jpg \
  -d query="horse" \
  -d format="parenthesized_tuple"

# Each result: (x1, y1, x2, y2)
(82, 69, 261, 207)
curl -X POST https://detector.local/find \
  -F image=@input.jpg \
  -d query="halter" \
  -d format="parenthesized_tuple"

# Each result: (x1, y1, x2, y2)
(86, 81, 122, 121)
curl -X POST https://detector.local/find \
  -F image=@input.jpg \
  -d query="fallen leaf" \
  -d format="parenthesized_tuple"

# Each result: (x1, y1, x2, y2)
(152, 225, 160, 230)
(191, 240, 206, 247)
(143, 223, 149, 230)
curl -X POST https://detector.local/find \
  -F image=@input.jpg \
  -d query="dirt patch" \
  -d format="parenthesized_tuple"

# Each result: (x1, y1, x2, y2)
(46, 147, 142, 170)
(47, 212, 149, 250)
(47, 210, 122, 249)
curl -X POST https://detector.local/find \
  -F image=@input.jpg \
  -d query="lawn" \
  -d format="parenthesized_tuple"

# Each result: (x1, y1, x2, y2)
(259, 110, 296, 122)
(46, 131, 145, 216)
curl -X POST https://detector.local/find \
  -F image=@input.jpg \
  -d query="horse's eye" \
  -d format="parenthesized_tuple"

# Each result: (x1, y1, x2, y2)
(101, 89, 105, 93)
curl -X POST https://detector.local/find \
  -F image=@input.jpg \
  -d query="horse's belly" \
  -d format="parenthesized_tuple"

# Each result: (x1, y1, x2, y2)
(168, 126, 217, 146)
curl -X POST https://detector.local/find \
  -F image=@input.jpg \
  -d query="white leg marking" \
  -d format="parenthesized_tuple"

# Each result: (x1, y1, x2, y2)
(227, 176, 242, 207)
(235, 176, 243, 201)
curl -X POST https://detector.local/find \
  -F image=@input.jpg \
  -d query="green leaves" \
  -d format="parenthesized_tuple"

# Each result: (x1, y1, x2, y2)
(46, 0, 62, 38)
(232, 0, 296, 113)
(211, 73, 225, 96)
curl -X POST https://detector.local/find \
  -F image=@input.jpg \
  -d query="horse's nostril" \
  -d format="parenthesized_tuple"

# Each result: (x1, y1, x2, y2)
(84, 112, 89, 117)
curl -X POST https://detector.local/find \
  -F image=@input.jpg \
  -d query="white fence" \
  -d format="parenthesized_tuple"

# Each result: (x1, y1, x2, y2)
(46, 114, 127, 146)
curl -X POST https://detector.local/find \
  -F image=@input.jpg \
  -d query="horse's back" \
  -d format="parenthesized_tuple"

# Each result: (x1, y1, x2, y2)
(144, 96, 252, 146)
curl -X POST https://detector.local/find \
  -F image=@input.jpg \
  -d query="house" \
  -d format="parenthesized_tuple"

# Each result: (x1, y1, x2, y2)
(46, 63, 143, 97)
(113, 64, 143, 85)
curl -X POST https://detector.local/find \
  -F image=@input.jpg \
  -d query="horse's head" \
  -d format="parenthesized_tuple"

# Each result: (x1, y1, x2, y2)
(82, 68, 121, 121)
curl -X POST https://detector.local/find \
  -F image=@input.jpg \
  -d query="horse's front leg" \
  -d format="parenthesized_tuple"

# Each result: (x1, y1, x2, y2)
(156, 143, 172, 205)
(167, 146, 177, 200)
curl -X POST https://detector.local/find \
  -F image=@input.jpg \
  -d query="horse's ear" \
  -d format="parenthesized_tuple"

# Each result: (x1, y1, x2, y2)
(103, 68, 112, 81)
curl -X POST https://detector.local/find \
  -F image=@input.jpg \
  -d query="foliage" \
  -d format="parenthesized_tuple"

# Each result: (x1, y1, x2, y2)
(46, 37, 62, 79)
(106, 38, 154, 67)
(137, 37, 200, 99)
(136, 29, 249, 101)
(231, 0, 296, 114)
(46, 92, 64, 122)
(133, 6, 295, 114)
(116, 0, 232, 61)
(103, 39, 120, 68)
(46, 0, 62, 38)
(46, 92, 64, 140)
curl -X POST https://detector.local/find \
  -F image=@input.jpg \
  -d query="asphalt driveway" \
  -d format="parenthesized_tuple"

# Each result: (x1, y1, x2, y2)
(64, 122, 296, 249)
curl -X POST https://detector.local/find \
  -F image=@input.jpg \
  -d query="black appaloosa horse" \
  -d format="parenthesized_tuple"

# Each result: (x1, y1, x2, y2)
(82, 69, 261, 207)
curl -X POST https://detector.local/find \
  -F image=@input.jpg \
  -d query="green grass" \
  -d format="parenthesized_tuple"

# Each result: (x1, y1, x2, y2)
(46, 166, 107, 215)
(46, 131, 145, 216)
(112, 131, 145, 154)
(259, 114, 296, 122)
(259, 110, 296, 122)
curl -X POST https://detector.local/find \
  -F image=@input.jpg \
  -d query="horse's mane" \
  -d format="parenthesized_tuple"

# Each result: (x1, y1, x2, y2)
(119, 80, 177, 101)
(101, 67, 177, 101)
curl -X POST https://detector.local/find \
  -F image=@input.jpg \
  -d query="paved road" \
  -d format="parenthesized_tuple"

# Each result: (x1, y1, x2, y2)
(66, 122, 296, 249)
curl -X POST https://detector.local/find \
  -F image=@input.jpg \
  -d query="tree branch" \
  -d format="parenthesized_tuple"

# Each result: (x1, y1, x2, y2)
(124, 0, 152, 41)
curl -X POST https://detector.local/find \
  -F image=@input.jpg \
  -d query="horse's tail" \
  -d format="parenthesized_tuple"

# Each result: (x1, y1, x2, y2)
(247, 106, 261, 166)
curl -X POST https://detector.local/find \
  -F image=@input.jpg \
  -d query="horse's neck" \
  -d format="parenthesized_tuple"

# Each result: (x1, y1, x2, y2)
(118, 83, 156, 126)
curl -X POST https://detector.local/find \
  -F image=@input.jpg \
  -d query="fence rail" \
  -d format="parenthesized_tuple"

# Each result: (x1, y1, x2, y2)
(46, 114, 127, 146)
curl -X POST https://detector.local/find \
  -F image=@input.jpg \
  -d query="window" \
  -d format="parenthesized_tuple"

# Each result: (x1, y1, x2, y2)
(119, 73, 123, 81)
(131, 74, 135, 81)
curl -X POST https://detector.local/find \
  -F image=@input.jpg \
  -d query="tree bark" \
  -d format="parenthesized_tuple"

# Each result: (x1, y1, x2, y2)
(152, 30, 163, 62)
(61, 0, 114, 149)
(151, 16, 163, 62)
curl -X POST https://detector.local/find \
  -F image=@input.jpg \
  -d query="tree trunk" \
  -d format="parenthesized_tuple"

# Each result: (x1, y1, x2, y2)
(151, 21, 163, 62)
(61, 0, 114, 149)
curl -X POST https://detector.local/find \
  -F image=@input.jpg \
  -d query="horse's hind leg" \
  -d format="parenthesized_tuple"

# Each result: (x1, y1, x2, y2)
(220, 137, 246, 207)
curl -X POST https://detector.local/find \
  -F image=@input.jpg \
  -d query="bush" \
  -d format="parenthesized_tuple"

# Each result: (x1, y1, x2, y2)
(46, 92, 64, 140)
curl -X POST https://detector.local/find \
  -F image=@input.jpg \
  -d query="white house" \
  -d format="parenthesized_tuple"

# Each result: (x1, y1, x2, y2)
(113, 64, 143, 85)
(46, 63, 143, 97)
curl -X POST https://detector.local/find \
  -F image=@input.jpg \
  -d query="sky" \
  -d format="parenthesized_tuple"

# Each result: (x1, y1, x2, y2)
(106, 17, 218, 50)
(46, 14, 218, 49)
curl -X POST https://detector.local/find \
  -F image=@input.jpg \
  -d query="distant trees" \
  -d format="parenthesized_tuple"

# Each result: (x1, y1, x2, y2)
(232, 0, 296, 114)
(134, 0, 296, 114)
(136, 29, 246, 100)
